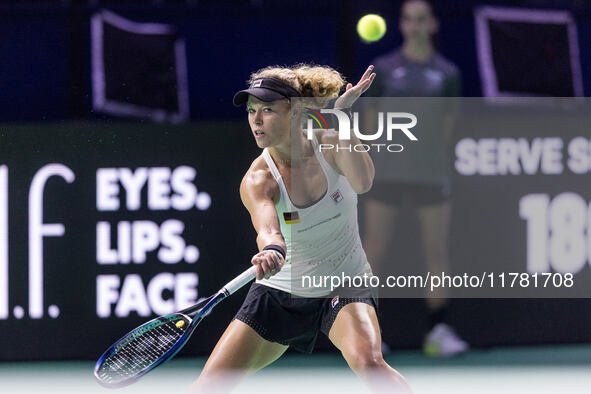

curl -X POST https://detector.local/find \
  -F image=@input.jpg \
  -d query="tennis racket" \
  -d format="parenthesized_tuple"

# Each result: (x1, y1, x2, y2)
(94, 265, 256, 388)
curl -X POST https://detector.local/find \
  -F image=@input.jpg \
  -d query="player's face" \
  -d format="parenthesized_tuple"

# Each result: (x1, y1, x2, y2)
(246, 96, 291, 148)
(399, 0, 438, 43)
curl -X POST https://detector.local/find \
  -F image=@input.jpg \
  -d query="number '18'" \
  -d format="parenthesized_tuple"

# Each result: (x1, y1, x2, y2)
(520, 193, 589, 274)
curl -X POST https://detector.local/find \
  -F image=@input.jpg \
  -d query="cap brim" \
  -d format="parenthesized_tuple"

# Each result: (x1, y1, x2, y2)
(232, 88, 286, 106)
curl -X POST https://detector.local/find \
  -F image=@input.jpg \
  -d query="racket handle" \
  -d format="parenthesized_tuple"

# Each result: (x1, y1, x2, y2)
(222, 266, 256, 295)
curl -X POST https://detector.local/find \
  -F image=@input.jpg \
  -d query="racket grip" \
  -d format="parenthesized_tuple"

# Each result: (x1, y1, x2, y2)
(222, 266, 256, 295)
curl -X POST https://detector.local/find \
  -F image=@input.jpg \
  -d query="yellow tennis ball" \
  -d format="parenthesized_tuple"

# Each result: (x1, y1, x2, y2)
(357, 14, 387, 43)
(175, 320, 185, 328)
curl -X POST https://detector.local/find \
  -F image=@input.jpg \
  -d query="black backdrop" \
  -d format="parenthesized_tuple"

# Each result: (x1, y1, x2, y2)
(1, 117, 591, 361)
(0, 121, 260, 360)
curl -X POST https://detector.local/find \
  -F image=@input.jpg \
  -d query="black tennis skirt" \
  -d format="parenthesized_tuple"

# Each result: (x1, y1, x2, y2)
(235, 283, 377, 353)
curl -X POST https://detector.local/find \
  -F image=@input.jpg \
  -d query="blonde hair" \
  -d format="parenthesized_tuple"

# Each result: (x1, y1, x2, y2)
(248, 64, 345, 108)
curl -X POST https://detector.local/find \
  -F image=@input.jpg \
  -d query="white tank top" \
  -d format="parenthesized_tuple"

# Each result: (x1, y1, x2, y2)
(258, 136, 372, 297)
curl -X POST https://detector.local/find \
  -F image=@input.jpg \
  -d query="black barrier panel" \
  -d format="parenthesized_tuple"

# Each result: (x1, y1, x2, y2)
(2, 117, 591, 362)
(0, 121, 259, 361)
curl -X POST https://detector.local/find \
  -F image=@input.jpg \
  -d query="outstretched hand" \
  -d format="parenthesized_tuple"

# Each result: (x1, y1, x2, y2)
(334, 65, 376, 109)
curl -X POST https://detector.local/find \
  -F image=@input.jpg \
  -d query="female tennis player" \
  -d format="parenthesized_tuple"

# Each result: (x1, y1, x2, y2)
(189, 64, 411, 393)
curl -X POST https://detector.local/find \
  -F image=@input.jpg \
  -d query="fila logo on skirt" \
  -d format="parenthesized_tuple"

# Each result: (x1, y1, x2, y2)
(331, 296, 340, 308)
(283, 211, 300, 224)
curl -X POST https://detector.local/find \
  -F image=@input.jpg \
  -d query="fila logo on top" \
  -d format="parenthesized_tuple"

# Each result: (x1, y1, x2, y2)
(331, 189, 343, 204)
(251, 79, 263, 88)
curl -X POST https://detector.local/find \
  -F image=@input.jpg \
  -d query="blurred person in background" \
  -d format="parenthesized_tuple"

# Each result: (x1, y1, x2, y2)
(362, 0, 468, 357)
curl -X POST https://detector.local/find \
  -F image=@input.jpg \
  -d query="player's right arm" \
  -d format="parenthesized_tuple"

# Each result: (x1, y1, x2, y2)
(240, 159, 286, 281)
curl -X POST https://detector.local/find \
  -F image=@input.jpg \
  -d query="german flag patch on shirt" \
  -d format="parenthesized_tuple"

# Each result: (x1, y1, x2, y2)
(283, 211, 300, 224)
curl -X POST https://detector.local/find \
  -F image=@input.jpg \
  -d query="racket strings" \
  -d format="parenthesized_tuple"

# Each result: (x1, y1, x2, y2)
(97, 318, 187, 385)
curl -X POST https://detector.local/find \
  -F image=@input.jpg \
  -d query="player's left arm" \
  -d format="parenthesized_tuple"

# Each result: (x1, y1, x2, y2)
(328, 65, 376, 194)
